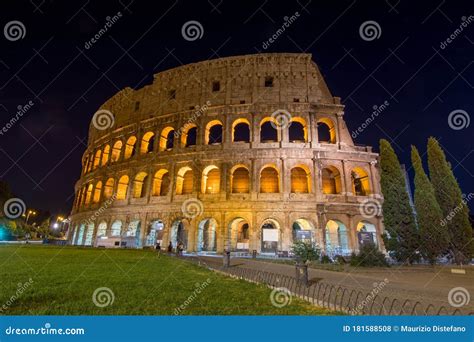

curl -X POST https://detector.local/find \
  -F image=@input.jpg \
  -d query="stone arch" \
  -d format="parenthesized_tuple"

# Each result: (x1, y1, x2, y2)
(228, 217, 250, 251)
(230, 164, 250, 193)
(181, 124, 197, 147)
(104, 178, 115, 199)
(101, 144, 110, 166)
(292, 218, 316, 244)
(322, 166, 342, 194)
(170, 219, 188, 249)
(176, 166, 193, 195)
(201, 165, 220, 194)
(124, 136, 137, 159)
(93, 149, 102, 169)
(351, 166, 371, 196)
(325, 219, 349, 255)
(93, 181, 102, 203)
(289, 117, 307, 142)
(317, 117, 336, 143)
(140, 131, 155, 154)
(124, 219, 142, 247)
(133, 172, 148, 198)
(260, 117, 279, 142)
(84, 222, 95, 246)
(152, 169, 170, 196)
(76, 223, 86, 245)
(205, 120, 223, 145)
(356, 220, 378, 247)
(291, 164, 311, 193)
(146, 219, 165, 247)
(232, 118, 250, 142)
(85, 183, 93, 205)
(111, 140, 122, 163)
(260, 164, 280, 193)
(197, 218, 218, 252)
(117, 175, 129, 200)
(159, 126, 175, 151)
(260, 218, 281, 253)
(111, 219, 122, 236)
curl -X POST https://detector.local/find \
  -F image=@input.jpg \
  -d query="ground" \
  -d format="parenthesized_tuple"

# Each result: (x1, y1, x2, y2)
(0, 245, 334, 315)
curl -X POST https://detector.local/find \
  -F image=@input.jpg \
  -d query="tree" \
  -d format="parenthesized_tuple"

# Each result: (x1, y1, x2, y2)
(411, 146, 449, 264)
(379, 139, 419, 263)
(427, 137, 473, 264)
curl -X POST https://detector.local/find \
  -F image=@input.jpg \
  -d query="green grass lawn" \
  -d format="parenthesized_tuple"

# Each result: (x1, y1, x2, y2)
(0, 245, 335, 315)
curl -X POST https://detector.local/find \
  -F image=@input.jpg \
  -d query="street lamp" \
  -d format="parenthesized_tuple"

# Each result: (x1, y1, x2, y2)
(25, 210, 36, 225)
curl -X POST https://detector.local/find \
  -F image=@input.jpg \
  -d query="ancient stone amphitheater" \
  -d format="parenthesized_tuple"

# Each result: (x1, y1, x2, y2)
(68, 53, 384, 256)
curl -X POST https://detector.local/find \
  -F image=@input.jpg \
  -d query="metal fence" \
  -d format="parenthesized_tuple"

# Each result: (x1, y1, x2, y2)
(188, 257, 473, 316)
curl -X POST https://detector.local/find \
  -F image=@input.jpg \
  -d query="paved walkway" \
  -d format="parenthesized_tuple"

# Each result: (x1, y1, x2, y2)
(189, 255, 474, 311)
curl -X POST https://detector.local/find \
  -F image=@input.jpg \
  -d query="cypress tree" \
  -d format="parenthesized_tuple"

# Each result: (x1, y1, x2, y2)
(427, 137, 473, 264)
(411, 146, 449, 264)
(379, 139, 419, 263)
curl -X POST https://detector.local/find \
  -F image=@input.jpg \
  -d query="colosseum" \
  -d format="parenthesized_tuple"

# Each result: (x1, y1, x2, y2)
(68, 53, 384, 257)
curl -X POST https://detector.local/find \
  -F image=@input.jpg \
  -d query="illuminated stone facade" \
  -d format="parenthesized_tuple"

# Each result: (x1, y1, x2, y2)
(68, 53, 384, 256)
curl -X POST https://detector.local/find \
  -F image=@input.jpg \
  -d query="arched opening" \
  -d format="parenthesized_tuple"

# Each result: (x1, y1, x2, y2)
(228, 218, 250, 251)
(84, 222, 95, 246)
(117, 175, 129, 200)
(104, 178, 115, 199)
(133, 172, 148, 198)
(232, 119, 250, 143)
(159, 127, 175, 151)
(93, 181, 102, 203)
(124, 219, 141, 248)
(325, 220, 349, 256)
(201, 165, 220, 194)
(111, 220, 122, 236)
(146, 220, 164, 247)
(261, 219, 280, 254)
(197, 218, 217, 252)
(93, 150, 102, 169)
(260, 118, 278, 142)
(170, 220, 187, 250)
(85, 184, 93, 205)
(322, 166, 342, 195)
(124, 136, 137, 159)
(71, 225, 78, 244)
(102, 145, 110, 166)
(351, 167, 371, 196)
(289, 117, 307, 142)
(181, 125, 197, 147)
(86, 154, 93, 172)
(292, 219, 314, 244)
(96, 221, 107, 238)
(76, 224, 85, 245)
(291, 166, 310, 193)
(357, 221, 378, 247)
(260, 165, 279, 193)
(152, 169, 170, 196)
(317, 118, 336, 143)
(111, 140, 122, 163)
(176, 167, 193, 195)
(140, 131, 155, 154)
(205, 120, 223, 145)
(231, 166, 250, 193)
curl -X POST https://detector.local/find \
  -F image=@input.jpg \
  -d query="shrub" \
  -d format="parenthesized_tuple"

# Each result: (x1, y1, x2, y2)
(350, 244, 388, 267)
(320, 255, 332, 264)
(335, 255, 347, 264)
(291, 241, 320, 263)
